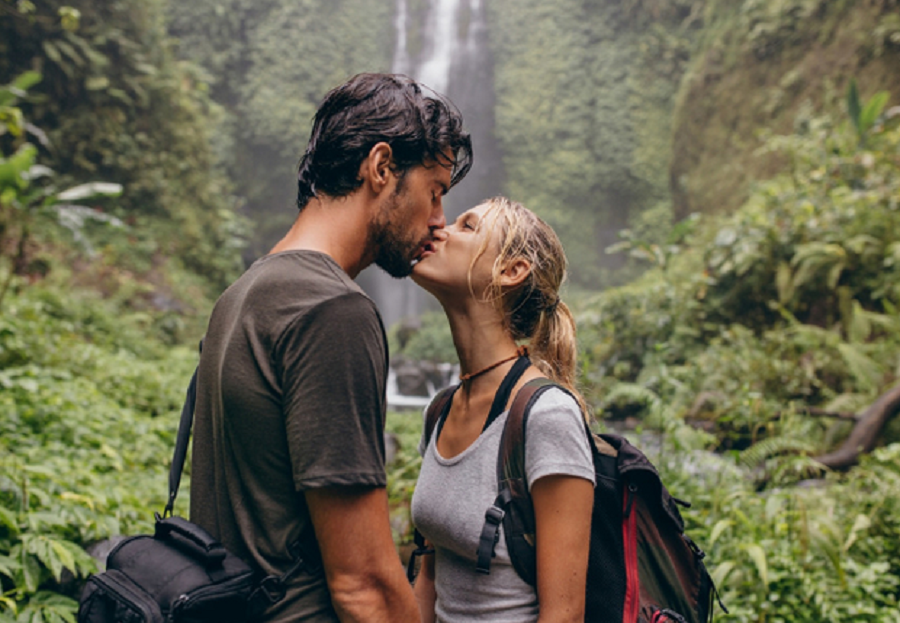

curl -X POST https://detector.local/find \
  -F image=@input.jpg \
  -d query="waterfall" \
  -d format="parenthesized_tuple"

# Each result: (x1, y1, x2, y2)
(358, 0, 502, 330)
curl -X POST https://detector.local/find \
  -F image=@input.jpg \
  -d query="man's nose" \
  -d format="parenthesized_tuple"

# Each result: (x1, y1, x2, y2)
(428, 208, 446, 231)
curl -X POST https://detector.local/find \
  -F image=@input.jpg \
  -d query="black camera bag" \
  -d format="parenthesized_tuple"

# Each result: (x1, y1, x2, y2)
(78, 516, 257, 623)
(78, 365, 320, 623)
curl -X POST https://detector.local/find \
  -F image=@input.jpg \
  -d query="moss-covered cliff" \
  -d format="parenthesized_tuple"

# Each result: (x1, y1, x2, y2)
(670, 0, 900, 219)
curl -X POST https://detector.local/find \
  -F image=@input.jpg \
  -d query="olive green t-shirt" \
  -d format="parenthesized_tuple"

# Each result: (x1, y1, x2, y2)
(190, 251, 389, 622)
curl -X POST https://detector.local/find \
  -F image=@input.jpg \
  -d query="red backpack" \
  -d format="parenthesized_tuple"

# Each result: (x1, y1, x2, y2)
(417, 377, 725, 623)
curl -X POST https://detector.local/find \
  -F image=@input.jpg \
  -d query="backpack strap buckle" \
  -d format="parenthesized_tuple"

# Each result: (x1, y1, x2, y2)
(475, 500, 506, 575)
(484, 505, 505, 525)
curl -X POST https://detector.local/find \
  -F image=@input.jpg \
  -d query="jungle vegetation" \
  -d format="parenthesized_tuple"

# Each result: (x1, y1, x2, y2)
(2, 0, 899, 621)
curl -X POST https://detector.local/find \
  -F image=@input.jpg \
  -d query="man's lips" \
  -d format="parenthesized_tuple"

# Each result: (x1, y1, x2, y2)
(411, 240, 437, 265)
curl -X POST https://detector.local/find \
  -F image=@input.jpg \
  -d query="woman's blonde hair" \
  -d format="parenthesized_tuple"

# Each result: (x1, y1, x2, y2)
(468, 196, 586, 416)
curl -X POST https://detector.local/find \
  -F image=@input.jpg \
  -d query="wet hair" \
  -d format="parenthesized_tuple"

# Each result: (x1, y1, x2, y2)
(471, 197, 587, 416)
(296, 73, 473, 210)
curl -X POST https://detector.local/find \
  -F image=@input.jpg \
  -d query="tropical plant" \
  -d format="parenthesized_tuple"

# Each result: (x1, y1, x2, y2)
(0, 72, 124, 310)
(0, 282, 196, 622)
(2, 0, 246, 294)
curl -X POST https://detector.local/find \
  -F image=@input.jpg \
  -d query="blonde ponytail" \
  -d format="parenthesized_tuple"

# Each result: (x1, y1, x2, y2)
(477, 197, 589, 420)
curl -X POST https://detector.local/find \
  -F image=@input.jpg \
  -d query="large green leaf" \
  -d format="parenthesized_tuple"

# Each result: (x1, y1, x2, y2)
(860, 91, 890, 135)
(846, 79, 862, 132)
(55, 183, 122, 202)
(741, 543, 769, 586)
(0, 144, 38, 189)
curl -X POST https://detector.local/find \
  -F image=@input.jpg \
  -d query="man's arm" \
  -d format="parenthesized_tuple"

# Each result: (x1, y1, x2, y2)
(306, 485, 420, 623)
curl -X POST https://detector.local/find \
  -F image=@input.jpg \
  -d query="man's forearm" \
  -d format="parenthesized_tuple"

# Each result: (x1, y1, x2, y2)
(306, 487, 419, 622)
(413, 556, 436, 623)
(330, 569, 420, 623)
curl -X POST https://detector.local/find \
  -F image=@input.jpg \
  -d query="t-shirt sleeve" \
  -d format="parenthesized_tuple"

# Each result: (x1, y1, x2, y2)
(525, 388, 596, 491)
(276, 291, 389, 491)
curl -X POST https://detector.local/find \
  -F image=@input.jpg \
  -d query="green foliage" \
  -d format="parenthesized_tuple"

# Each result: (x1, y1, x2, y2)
(581, 100, 900, 438)
(385, 410, 424, 545)
(0, 73, 125, 310)
(168, 0, 394, 260)
(660, 443, 900, 622)
(670, 0, 900, 219)
(704, 106, 900, 331)
(487, 0, 699, 288)
(389, 311, 458, 365)
(847, 78, 893, 147)
(574, 93, 900, 620)
(0, 282, 196, 620)
(1, 0, 246, 294)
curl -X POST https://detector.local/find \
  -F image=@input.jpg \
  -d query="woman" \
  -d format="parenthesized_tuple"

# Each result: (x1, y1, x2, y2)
(410, 196, 595, 623)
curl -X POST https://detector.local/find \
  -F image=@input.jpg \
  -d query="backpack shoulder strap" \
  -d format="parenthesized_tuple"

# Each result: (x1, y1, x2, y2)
(408, 385, 457, 586)
(475, 378, 568, 583)
(498, 378, 561, 483)
(423, 384, 458, 448)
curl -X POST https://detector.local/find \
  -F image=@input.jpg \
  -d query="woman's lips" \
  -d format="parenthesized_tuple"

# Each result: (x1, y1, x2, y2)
(411, 241, 437, 265)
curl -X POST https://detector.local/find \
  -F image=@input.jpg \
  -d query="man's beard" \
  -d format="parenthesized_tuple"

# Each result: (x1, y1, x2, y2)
(369, 188, 421, 278)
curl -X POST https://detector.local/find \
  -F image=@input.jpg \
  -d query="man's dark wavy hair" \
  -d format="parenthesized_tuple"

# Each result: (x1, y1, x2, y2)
(296, 73, 473, 210)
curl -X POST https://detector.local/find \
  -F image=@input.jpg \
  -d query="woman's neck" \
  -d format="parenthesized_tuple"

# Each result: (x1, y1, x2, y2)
(444, 302, 520, 392)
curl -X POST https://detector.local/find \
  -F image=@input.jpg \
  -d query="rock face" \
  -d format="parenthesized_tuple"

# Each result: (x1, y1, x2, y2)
(671, 2, 900, 220)
(392, 357, 456, 397)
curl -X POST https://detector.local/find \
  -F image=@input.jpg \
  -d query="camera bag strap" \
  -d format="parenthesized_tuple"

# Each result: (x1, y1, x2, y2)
(163, 351, 323, 613)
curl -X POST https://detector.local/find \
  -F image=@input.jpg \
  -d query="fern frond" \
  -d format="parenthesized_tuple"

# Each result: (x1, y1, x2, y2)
(822, 393, 868, 414)
(740, 436, 820, 470)
(769, 455, 827, 486)
(602, 382, 662, 410)
(836, 343, 882, 393)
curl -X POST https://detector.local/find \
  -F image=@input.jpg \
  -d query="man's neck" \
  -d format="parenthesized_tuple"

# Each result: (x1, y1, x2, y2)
(269, 196, 373, 278)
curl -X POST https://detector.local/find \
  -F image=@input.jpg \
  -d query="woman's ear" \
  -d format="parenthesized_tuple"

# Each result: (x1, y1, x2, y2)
(499, 258, 531, 288)
(361, 142, 394, 193)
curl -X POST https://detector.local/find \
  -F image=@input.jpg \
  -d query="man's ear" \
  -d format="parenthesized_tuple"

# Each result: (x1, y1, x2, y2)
(499, 258, 531, 288)
(361, 142, 394, 194)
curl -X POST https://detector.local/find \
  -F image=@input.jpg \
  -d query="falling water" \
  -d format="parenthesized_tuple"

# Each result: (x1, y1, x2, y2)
(358, 0, 502, 330)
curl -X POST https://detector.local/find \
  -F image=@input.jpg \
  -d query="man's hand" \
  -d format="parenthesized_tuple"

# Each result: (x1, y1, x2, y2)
(306, 486, 420, 623)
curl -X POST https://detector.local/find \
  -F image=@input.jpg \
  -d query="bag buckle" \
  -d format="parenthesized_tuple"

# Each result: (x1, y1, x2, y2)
(484, 505, 505, 526)
(254, 576, 286, 604)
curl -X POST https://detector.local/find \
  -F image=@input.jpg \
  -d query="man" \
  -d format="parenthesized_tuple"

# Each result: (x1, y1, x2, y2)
(190, 73, 472, 622)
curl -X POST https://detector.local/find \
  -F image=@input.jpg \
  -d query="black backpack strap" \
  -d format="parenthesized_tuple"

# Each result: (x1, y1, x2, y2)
(424, 384, 458, 449)
(483, 355, 532, 432)
(406, 521, 435, 584)
(420, 359, 533, 581)
(475, 378, 564, 583)
(407, 385, 458, 584)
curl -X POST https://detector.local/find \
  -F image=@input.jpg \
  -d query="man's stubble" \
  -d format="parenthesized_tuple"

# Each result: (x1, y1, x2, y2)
(368, 178, 423, 279)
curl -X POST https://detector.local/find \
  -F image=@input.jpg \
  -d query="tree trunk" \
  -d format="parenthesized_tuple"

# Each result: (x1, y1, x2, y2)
(814, 382, 900, 470)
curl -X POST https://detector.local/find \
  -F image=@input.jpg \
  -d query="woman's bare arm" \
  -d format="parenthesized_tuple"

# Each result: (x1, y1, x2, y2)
(531, 475, 594, 623)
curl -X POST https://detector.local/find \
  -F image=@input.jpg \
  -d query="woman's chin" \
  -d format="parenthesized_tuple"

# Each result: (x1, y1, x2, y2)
(410, 264, 427, 285)
(411, 263, 437, 290)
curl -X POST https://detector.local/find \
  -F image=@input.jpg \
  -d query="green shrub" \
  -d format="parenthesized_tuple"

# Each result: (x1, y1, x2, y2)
(0, 284, 197, 622)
